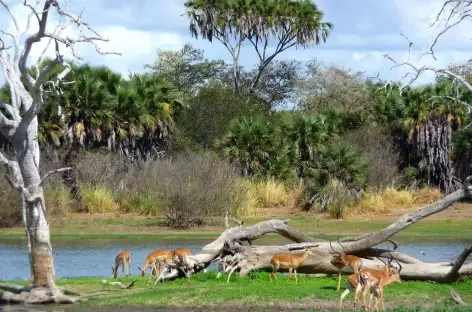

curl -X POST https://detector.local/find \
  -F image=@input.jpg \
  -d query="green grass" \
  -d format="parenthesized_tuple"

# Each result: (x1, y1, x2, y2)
(0, 214, 471, 241)
(6, 272, 471, 311)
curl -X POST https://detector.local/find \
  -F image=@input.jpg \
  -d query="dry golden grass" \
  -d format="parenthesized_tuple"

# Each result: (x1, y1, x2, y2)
(233, 179, 258, 218)
(80, 184, 119, 213)
(347, 186, 443, 215)
(233, 178, 292, 217)
(44, 184, 73, 217)
(252, 178, 290, 208)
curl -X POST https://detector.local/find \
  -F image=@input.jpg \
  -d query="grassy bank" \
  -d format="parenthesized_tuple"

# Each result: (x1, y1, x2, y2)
(6, 272, 471, 311)
(1, 214, 471, 241)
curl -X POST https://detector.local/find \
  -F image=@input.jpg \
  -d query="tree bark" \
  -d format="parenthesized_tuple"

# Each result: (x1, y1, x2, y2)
(13, 118, 56, 288)
(158, 182, 472, 283)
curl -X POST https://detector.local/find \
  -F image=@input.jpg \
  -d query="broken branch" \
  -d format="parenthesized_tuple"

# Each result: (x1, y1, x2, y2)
(39, 167, 72, 187)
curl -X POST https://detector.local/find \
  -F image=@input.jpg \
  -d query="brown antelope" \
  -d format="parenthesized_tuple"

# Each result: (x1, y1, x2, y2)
(329, 238, 363, 291)
(172, 248, 192, 261)
(138, 249, 173, 278)
(111, 250, 131, 278)
(366, 258, 403, 310)
(339, 251, 402, 309)
(339, 270, 372, 309)
(270, 247, 315, 283)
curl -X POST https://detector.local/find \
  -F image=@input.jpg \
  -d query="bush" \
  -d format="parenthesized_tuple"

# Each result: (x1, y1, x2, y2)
(0, 175, 21, 228)
(348, 186, 442, 215)
(342, 125, 400, 191)
(44, 184, 73, 218)
(251, 178, 290, 208)
(120, 152, 246, 228)
(80, 184, 119, 213)
(232, 179, 258, 218)
(72, 151, 127, 193)
(117, 192, 161, 215)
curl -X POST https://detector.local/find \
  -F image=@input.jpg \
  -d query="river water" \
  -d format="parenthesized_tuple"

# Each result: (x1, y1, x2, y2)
(0, 237, 471, 281)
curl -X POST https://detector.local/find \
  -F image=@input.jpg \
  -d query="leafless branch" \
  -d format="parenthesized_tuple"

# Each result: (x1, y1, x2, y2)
(39, 167, 72, 187)
(381, 0, 472, 93)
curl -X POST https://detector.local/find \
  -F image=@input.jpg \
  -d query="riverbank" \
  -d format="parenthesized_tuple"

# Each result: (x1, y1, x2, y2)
(1, 204, 471, 240)
(2, 272, 471, 311)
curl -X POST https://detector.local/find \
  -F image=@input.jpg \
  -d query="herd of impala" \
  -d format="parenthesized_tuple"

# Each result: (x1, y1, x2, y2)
(111, 239, 402, 311)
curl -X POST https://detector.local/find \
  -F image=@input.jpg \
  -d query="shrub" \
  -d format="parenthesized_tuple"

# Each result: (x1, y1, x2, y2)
(252, 178, 290, 208)
(348, 186, 442, 215)
(80, 184, 119, 213)
(302, 141, 368, 212)
(117, 192, 162, 215)
(44, 184, 73, 218)
(72, 151, 127, 193)
(0, 175, 21, 228)
(342, 125, 400, 191)
(311, 178, 361, 219)
(232, 179, 258, 218)
(120, 152, 245, 228)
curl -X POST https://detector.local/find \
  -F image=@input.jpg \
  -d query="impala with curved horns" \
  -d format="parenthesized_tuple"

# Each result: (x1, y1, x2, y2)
(329, 237, 363, 291)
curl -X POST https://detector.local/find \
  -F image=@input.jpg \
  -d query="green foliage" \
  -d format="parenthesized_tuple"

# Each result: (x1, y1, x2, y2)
(215, 115, 284, 177)
(185, 0, 332, 47)
(26, 61, 186, 160)
(144, 43, 227, 97)
(313, 141, 368, 189)
(179, 82, 262, 147)
(80, 184, 119, 213)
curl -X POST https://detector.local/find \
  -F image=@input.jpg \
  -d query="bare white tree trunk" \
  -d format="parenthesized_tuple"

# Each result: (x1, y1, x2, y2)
(12, 118, 55, 287)
(0, 0, 118, 304)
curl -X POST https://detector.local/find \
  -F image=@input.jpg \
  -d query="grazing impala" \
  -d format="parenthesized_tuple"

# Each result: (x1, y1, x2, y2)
(172, 248, 192, 261)
(270, 247, 315, 283)
(138, 249, 173, 278)
(329, 238, 363, 291)
(111, 250, 131, 278)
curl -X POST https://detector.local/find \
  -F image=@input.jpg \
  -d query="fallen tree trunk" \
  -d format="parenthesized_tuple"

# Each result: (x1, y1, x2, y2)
(156, 179, 472, 283)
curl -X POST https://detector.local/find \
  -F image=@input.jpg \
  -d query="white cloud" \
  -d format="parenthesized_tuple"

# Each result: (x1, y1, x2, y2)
(1, 0, 471, 89)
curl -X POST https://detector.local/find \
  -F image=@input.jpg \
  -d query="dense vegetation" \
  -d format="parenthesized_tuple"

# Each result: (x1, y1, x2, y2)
(1, 0, 472, 229)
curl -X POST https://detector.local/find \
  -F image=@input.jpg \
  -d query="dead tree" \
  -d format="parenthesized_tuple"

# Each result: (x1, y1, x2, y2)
(156, 179, 472, 282)
(0, 0, 118, 304)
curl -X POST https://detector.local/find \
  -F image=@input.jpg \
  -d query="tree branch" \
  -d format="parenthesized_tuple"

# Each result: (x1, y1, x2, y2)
(382, 2, 472, 93)
(342, 178, 472, 253)
(39, 167, 72, 187)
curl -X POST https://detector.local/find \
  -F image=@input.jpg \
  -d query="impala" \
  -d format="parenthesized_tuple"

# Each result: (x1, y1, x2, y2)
(329, 238, 363, 290)
(111, 250, 131, 278)
(270, 247, 315, 283)
(366, 259, 403, 310)
(339, 252, 401, 309)
(172, 248, 192, 261)
(339, 270, 372, 309)
(138, 249, 173, 278)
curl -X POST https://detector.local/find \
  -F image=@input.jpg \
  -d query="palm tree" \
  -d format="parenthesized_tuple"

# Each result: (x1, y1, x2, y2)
(215, 115, 277, 177)
(375, 81, 466, 193)
(280, 112, 331, 179)
(184, 0, 332, 94)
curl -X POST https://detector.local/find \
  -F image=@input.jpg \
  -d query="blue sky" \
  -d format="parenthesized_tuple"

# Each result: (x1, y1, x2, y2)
(1, 0, 471, 87)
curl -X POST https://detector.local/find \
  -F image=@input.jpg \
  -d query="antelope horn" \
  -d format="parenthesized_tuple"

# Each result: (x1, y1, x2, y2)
(337, 235, 347, 254)
(329, 239, 342, 256)
(376, 247, 387, 265)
